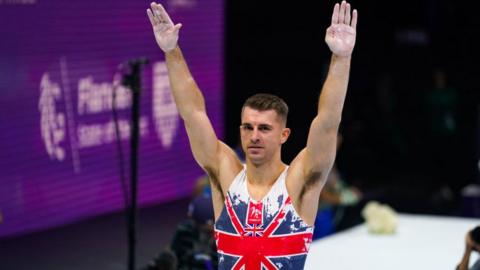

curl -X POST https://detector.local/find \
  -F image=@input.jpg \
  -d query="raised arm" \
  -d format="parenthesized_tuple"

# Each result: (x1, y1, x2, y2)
(147, 3, 232, 178)
(305, 1, 357, 177)
(288, 1, 357, 224)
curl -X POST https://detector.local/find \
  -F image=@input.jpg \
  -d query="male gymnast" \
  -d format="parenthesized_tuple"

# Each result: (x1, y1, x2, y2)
(147, 1, 357, 268)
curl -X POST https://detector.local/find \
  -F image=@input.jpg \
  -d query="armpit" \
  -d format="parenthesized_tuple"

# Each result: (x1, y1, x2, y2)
(205, 166, 224, 196)
(299, 171, 323, 203)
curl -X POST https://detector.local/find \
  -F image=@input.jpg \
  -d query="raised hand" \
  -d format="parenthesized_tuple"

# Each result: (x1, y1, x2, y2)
(147, 2, 182, 53)
(325, 1, 358, 57)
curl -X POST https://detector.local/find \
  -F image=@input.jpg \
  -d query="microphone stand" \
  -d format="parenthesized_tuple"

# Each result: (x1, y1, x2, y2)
(120, 58, 148, 270)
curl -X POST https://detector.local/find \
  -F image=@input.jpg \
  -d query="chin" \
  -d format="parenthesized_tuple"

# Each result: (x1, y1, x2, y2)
(247, 156, 264, 166)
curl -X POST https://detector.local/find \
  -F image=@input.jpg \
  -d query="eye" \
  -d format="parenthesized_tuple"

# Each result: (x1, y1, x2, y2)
(240, 124, 253, 131)
(258, 125, 272, 132)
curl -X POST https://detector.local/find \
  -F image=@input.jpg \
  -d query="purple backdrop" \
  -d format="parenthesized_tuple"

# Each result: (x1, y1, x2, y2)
(0, 0, 223, 238)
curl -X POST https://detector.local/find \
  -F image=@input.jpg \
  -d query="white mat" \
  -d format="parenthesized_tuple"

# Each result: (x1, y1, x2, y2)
(305, 214, 480, 270)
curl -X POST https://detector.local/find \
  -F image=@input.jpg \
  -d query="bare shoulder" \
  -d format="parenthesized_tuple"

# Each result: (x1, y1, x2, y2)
(205, 141, 243, 221)
(205, 141, 243, 196)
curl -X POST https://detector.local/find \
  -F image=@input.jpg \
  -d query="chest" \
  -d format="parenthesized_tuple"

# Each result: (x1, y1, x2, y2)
(246, 183, 274, 202)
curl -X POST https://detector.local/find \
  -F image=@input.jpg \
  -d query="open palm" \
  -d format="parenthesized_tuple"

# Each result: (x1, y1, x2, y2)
(147, 2, 182, 53)
(325, 1, 358, 57)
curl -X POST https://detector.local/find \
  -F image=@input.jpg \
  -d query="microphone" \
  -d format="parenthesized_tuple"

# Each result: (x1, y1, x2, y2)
(117, 57, 149, 89)
(118, 57, 149, 70)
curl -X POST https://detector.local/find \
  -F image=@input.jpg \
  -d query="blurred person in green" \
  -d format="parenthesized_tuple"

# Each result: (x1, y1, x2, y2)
(425, 68, 460, 199)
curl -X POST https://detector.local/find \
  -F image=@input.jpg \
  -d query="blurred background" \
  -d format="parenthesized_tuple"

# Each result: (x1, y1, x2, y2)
(0, 0, 479, 269)
(226, 0, 479, 215)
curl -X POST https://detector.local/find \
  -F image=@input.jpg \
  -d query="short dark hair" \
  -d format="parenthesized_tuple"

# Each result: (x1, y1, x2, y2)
(472, 226, 480, 244)
(241, 93, 289, 125)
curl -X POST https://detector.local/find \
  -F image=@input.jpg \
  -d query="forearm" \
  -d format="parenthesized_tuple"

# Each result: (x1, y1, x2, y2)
(165, 46, 206, 120)
(457, 247, 472, 270)
(316, 55, 351, 129)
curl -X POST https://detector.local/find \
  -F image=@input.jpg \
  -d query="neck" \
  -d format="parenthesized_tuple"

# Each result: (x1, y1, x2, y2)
(245, 158, 286, 187)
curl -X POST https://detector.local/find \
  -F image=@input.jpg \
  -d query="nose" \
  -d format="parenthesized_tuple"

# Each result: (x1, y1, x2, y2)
(250, 128, 260, 143)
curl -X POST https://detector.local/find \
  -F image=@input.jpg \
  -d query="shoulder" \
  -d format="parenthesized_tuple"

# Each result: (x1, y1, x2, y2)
(207, 141, 243, 195)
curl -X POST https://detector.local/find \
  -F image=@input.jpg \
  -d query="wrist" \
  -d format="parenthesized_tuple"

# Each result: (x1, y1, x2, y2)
(165, 46, 183, 61)
(332, 54, 352, 62)
(164, 45, 180, 54)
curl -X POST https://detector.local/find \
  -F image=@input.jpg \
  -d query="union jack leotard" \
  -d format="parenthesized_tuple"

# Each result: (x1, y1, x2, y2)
(214, 166, 314, 270)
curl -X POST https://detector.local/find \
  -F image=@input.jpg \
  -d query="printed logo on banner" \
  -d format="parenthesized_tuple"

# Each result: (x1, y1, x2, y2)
(39, 59, 180, 167)
(76, 74, 142, 149)
(152, 62, 179, 148)
(39, 73, 66, 161)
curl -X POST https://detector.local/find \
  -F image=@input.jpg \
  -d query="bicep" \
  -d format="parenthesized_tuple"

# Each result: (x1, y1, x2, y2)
(304, 115, 338, 174)
(184, 110, 220, 170)
(288, 115, 338, 191)
(286, 117, 338, 197)
(184, 111, 242, 191)
(286, 117, 339, 224)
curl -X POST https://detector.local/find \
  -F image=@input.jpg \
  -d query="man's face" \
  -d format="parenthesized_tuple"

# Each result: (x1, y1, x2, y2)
(240, 107, 290, 165)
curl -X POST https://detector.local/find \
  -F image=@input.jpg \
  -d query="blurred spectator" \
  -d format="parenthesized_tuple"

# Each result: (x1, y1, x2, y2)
(456, 226, 480, 270)
(142, 194, 217, 270)
(142, 248, 178, 270)
(427, 68, 458, 138)
(193, 175, 211, 197)
(425, 68, 460, 192)
(172, 193, 217, 270)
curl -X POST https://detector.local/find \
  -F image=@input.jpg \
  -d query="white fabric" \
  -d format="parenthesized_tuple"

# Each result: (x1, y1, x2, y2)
(305, 214, 480, 270)
(227, 166, 313, 233)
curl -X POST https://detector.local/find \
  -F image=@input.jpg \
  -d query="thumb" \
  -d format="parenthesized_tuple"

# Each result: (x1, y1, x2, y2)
(174, 23, 182, 32)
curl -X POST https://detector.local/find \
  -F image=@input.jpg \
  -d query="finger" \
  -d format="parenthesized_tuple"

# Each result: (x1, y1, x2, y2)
(150, 2, 159, 17)
(331, 3, 339, 24)
(339, 1, 346, 24)
(151, 3, 167, 23)
(345, 3, 351, 25)
(351, 9, 358, 29)
(170, 23, 182, 34)
(147, 9, 157, 25)
(156, 3, 174, 25)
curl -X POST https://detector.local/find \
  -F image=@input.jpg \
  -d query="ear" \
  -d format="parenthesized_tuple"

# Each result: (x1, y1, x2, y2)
(280, 127, 291, 144)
